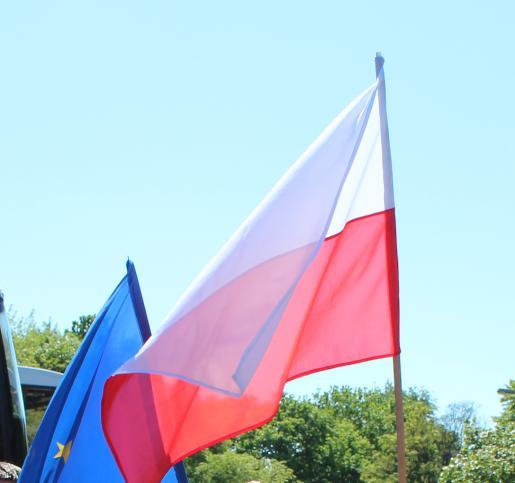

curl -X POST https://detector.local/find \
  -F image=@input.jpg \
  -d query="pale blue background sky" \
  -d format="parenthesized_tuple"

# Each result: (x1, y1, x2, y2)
(1, 1, 514, 423)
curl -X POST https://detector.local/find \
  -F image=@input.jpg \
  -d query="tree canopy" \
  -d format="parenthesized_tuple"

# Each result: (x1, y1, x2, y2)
(69, 314, 95, 341)
(440, 380, 515, 482)
(186, 386, 462, 482)
(10, 312, 82, 373)
(188, 451, 296, 483)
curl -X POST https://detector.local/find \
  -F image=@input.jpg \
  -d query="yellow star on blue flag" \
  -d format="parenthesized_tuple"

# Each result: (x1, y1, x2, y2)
(53, 441, 73, 463)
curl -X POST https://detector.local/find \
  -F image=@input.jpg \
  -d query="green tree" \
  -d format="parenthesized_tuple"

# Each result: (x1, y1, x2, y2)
(188, 451, 296, 483)
(439, 380, 515, 482)
(439, 423, 515, 482)
(10, 313, 81, 373)
(69, 314, 95, 340)
(236, 395, 372, 482)
(232, 387, 457, 483)
(317, 386, 454, 483)
(495, 379, 515, 427)
(361, 395, 452, 482)
(313, 386, 397, 448)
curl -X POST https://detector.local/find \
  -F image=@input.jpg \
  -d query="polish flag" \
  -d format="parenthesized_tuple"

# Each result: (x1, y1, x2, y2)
(102, 69, 399, 482)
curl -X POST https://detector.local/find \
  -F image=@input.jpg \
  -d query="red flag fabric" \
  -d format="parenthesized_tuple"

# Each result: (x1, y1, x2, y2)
(102, 72, 399, 482)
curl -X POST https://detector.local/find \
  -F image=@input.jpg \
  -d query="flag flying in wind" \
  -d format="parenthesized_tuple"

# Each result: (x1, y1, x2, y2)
(19, 261, 188, 483)
(102, 68, 399, 483)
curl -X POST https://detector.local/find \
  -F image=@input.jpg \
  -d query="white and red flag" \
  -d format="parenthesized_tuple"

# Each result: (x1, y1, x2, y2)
(102, 69, 399, 482)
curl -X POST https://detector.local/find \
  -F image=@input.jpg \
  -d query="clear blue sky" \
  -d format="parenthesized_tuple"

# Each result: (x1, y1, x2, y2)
(1, 1, 514, 423)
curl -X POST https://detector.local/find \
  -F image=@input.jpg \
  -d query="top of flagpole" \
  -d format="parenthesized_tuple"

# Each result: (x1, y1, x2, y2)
(375, 52, 384, 78)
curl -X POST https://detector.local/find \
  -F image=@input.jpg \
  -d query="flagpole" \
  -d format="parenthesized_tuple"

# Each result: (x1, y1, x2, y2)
(374, 52, 407, 483)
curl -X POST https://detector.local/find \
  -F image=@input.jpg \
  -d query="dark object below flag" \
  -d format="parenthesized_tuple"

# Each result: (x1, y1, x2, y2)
(19, 261, 187, 482)
(0, 291, 27, 467)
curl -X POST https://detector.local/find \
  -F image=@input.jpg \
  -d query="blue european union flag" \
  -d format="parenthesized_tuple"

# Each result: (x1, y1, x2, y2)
(19, 261, 187, 483)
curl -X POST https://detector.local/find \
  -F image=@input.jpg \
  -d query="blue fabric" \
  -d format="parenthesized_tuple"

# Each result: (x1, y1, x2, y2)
(19, 261, 187, 483)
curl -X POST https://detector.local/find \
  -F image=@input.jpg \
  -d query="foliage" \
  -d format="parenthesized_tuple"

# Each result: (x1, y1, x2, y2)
(439, 422, 515, 482)
(69, 314, 95, 341)
(313, 385, 396, 449)
(314, 386, 455, 482)
(495, 379, 515, 427)
(188, 451, 296, 483)
(439, 380, 515, 482)
(9, 312, 81, 373)
(362, 395, 452, 482)
(235, 395, 372, 482)
(188, 386, 459, 483)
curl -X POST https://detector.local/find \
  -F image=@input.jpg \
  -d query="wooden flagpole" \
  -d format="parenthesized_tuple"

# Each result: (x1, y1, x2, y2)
(374, 52, 407, 483)
(392, 354, 407, 482)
